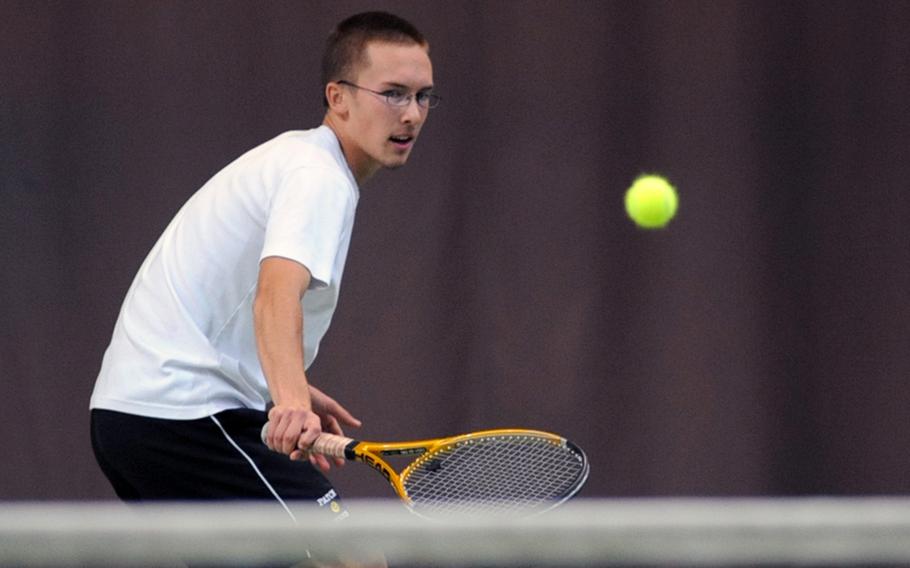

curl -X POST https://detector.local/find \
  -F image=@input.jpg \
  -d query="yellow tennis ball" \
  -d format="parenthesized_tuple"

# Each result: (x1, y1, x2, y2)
(624, 174, 678, 229)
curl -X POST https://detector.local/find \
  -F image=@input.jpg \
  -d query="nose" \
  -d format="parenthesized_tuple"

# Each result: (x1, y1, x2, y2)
(400, 96, 425, 125)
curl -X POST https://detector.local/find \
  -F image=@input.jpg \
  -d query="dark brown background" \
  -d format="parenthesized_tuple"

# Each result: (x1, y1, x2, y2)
(2, 0, 909, 501)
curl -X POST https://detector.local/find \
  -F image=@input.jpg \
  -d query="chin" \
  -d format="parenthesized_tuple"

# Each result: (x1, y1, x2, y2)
(382, 156, 411, 170)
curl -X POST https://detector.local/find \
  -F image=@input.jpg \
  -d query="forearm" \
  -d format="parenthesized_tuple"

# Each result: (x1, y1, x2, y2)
(254, 257, 335, 463)
(253, 287, 311, 409)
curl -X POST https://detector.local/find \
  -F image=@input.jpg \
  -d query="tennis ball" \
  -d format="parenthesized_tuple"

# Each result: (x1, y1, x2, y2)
(624, 174, 678, 229)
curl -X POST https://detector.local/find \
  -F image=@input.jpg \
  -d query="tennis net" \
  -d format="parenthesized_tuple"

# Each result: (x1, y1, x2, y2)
(3, 498, 910, 566)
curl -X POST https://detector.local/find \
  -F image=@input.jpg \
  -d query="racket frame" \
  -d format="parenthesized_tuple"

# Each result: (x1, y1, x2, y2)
(343, 429, 586, 508)
(262, 423, 589, 514)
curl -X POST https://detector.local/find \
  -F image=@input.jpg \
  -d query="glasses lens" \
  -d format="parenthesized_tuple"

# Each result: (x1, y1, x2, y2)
(386, 91, 410, 106)
(417, 92, 440, 108)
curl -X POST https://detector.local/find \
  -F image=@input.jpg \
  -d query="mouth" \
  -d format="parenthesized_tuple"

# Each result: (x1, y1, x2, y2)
(389, 134, 415, 149)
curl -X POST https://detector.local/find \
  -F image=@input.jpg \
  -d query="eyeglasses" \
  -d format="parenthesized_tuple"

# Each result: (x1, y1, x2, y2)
(337, 80, 441, 109)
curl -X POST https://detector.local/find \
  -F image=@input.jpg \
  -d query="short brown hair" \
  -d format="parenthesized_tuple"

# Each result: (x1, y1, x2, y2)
(321, 12, 428, 106)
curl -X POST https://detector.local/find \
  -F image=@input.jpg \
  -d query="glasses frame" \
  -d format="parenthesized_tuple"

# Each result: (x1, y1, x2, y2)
(336, 80, 441, 109)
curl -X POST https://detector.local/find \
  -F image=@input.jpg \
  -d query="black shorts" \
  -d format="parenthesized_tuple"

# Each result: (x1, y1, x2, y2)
(90, 408, 347, 521)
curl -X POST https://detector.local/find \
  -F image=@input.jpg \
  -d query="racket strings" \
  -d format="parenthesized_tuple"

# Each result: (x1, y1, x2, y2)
(402, 435, 586, 518)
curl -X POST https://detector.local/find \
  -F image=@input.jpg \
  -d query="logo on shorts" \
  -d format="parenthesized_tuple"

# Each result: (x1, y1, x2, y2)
(316, 489, 349, 521)
(317, 489, 337, 507)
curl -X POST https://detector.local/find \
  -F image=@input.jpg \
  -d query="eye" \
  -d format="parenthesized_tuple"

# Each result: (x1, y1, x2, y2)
(382, 89, 408, 104)
(416, 91, 440, 108)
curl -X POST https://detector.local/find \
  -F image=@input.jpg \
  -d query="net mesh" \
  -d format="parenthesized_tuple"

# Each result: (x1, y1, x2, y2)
(403, 433, 588, 518)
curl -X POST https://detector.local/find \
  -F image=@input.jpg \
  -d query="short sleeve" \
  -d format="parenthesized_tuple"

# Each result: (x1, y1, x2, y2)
(260, 167, 354, 289)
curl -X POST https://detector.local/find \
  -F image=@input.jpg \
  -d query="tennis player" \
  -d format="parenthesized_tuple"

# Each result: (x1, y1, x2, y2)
(89, 11, 437, 526)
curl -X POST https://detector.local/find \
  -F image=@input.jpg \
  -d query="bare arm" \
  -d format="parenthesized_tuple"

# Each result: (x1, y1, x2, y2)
(254, 257, 325, 467)
(254, 257, 311, 405)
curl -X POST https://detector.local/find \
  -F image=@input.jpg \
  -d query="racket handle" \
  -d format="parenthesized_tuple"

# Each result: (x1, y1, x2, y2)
(260, 422, 353, 459)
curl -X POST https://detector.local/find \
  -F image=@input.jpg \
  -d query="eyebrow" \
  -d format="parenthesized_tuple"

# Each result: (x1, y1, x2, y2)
(381, 81, 435, 91)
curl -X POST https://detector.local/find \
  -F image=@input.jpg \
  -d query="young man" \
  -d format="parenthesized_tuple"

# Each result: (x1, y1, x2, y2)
(90, 12, 438, 519)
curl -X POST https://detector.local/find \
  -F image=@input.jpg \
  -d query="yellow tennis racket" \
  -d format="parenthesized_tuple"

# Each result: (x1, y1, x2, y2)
(261, 424, 589, 519)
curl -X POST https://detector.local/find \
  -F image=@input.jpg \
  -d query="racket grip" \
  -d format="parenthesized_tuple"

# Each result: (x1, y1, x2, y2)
(260, 422, 353, 459)
(311, 433, 354, 458)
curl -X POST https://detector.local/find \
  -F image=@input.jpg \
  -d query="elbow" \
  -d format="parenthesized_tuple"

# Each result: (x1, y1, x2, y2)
(253, 286, 301, 327)
(252, 290, 267, 333)
(252, 286, 278, 327)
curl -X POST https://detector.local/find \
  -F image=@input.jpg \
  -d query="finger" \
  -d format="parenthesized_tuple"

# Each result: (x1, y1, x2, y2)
(269, 418, 289, 453)
(266, 408, 284, 451)
(297, 426, 321, 452)
(310, 453, 332, 473)
(283, 415, 307, 455)
(324, 414, 343, 437)
(325, 400, 362, 429)
(284, 418, 309, 455)
(296, 413, 324, 458)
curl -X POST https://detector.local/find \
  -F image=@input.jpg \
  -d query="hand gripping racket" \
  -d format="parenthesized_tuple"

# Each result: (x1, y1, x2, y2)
(261, 424, 589, 520)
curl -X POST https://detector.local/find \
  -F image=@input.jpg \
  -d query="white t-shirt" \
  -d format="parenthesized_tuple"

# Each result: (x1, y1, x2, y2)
(90, 126, 359, 419)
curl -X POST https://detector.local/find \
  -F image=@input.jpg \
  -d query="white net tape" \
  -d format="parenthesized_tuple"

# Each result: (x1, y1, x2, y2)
(3, 498, 910, 566)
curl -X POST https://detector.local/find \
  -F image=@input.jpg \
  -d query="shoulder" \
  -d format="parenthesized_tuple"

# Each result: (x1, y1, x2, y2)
(211, 128, 357, 209)
(269, 128, 346, 172)
(276, 129, 357, 199)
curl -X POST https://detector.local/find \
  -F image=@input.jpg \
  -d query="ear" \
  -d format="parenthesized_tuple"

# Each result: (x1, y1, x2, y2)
(325, 82, 348, 116)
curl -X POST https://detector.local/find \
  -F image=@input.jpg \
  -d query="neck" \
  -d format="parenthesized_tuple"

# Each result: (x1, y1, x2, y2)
(322, 115, 378, 186)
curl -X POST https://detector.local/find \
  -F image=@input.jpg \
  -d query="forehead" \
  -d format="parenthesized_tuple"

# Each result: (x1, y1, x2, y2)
(354, 41, 433, 87)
